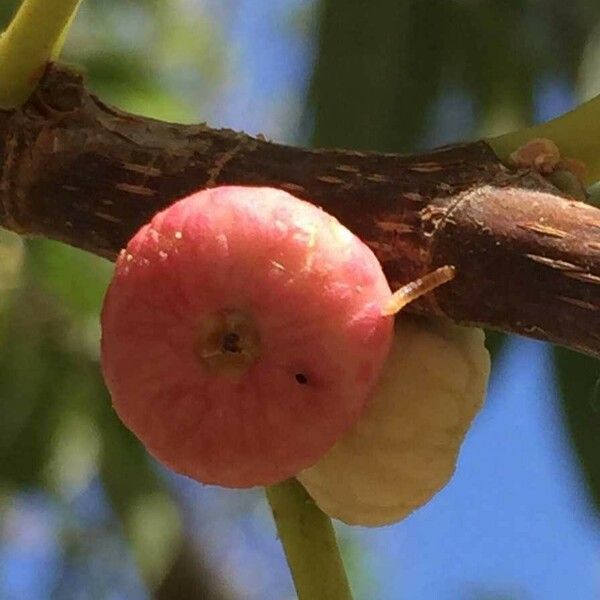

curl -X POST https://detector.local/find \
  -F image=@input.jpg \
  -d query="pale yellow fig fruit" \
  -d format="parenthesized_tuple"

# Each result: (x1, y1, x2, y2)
(297, 315, 490, 527)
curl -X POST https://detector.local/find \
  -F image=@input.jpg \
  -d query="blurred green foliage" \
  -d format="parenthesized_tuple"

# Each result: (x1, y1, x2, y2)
(69, 0, 226, 122)
(0, 2, 229, 597)
(555, 348, 600, 509)
(1, 0, 600, 598)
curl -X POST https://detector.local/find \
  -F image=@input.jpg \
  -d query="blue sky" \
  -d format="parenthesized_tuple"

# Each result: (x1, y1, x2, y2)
(2, 1, 600, 599)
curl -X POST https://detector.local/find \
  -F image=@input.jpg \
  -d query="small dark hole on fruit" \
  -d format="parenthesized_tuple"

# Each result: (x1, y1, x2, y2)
(222, 332, 241, 353)
(295, 373, 308, 384)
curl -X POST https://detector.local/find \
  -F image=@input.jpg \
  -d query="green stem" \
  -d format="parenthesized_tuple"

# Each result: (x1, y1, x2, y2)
(266, 479, 353, 600)
(0, 0, 83, 109)
(487, 93, 600, 184)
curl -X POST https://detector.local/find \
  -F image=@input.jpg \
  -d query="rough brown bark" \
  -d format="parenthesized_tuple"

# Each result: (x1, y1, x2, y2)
(0, 64, 599, 356)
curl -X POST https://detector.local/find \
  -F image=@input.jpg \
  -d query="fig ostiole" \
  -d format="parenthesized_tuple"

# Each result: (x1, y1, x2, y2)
(100, 185, 490, 525)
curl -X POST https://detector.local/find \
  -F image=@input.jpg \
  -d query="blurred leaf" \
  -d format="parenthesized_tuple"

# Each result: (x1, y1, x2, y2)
(0, 2, 20, 29)
(0, 241, 103, 489)
(311, 0, 447, 152)
(554, 347, 600, 512)
(64, 0, 225, 122)
(0, 282, 65, 487)
(31, 239, 111, 318)
(45, 407, 100, 497)
(96, 382, 182, 588)
(484, 329, 507, 363)
(456, 2, 536, 131)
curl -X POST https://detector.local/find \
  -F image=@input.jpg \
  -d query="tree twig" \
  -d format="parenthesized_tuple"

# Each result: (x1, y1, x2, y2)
(0, 64, 599, 356)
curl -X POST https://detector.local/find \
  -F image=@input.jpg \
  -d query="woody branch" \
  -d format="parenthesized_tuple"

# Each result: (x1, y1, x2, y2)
(0, 64, 599, 356)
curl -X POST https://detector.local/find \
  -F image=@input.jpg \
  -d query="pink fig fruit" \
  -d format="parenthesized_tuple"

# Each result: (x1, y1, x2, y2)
(101, 186, 394, 488)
